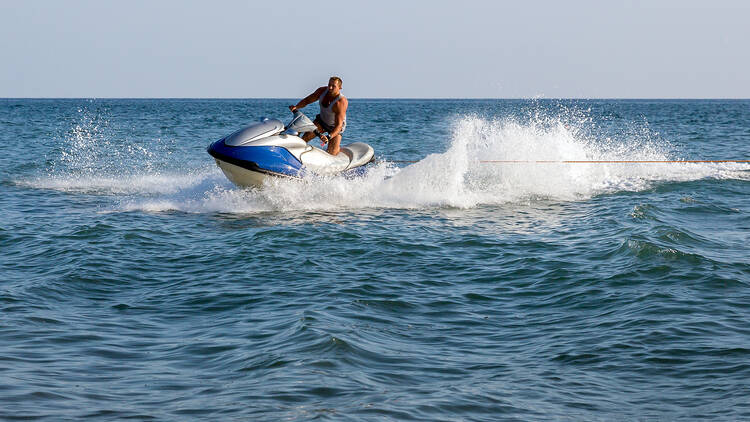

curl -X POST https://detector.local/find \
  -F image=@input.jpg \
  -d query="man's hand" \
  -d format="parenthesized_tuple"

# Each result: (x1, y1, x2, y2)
(288, 105, 297, 112)
(319, 134, 328, 146)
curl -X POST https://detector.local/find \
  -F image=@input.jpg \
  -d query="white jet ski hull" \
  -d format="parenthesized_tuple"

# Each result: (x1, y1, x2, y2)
(207, 112, 375, 189)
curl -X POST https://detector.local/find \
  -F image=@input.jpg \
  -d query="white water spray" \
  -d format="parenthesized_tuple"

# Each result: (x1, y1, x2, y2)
(23, 113, 750, 213)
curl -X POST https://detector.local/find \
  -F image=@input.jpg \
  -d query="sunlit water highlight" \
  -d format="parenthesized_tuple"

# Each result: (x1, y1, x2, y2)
(1, 99, 749, 420)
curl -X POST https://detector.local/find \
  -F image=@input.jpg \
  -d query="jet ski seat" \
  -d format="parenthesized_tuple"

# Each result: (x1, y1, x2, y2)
(341, 142, 375, 169)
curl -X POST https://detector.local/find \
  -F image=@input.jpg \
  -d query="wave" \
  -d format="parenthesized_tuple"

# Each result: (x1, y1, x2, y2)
(20, 112, 750, 213)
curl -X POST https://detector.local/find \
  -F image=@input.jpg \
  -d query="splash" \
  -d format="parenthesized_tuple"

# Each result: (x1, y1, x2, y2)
(23, 105, 190, 195)
(25, 108, 750, 213)
(25, 170, 217, 195)
(50, 107, 159, 177)
(121, 114, 749, 214)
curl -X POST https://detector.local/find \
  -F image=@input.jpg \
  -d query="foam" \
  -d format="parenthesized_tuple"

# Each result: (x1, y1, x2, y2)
(23, 112, 750, 214)
(21, 169, 218, 195)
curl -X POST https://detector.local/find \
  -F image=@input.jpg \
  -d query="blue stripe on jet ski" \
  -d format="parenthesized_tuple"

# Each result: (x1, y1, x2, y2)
(207, 140, 303, 177)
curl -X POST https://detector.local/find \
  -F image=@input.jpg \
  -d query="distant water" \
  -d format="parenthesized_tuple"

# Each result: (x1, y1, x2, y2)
(1, 98, 749, 421)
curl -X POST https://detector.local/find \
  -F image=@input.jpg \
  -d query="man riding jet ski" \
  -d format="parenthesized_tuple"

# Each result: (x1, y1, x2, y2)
(207, 77, 374, 188)
(289, 76, 347, 156)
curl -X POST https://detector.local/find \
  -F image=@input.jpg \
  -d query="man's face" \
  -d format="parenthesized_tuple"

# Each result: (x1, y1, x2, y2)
(328, 79, 341, 93)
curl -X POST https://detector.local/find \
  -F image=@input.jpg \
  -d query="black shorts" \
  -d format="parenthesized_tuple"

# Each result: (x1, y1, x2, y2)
(314, 114, 345, 134)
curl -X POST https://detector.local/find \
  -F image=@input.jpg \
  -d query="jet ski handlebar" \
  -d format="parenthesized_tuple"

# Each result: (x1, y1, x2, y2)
(285, 110, 322, 140)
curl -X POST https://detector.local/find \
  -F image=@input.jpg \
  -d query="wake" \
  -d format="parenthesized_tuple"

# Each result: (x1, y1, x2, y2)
(22, 114, 750, 213)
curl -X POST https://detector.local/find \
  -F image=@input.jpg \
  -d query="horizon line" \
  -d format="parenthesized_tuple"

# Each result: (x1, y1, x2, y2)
(2, 97, 750, 101)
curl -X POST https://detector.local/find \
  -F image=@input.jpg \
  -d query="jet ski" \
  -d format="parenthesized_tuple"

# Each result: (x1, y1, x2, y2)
(207, 110, 374, 188)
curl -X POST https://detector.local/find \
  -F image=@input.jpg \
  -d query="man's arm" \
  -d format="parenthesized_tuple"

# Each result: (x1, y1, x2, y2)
(289, 87, 326, 111)
(327, 97, 348, 139)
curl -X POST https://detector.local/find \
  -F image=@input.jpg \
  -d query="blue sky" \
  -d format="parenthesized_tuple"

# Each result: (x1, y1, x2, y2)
(1, 0, 748, 98)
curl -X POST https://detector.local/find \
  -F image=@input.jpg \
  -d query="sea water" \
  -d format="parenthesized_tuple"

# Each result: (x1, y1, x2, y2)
(1, 99, 749, 421)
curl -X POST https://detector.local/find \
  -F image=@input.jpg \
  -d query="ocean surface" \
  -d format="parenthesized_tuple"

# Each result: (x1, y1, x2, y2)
(1, 98, 749, 421)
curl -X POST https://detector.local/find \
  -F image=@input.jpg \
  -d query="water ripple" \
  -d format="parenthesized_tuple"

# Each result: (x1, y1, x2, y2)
(2, 99, 750, 420)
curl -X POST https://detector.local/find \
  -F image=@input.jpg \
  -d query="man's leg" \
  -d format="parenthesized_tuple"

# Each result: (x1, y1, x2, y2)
(301, 120, 325, 142)
(327, 134, 342, 155)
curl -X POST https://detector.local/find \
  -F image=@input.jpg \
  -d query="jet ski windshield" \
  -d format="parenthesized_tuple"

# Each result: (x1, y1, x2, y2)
(285, 111, 317, 135)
